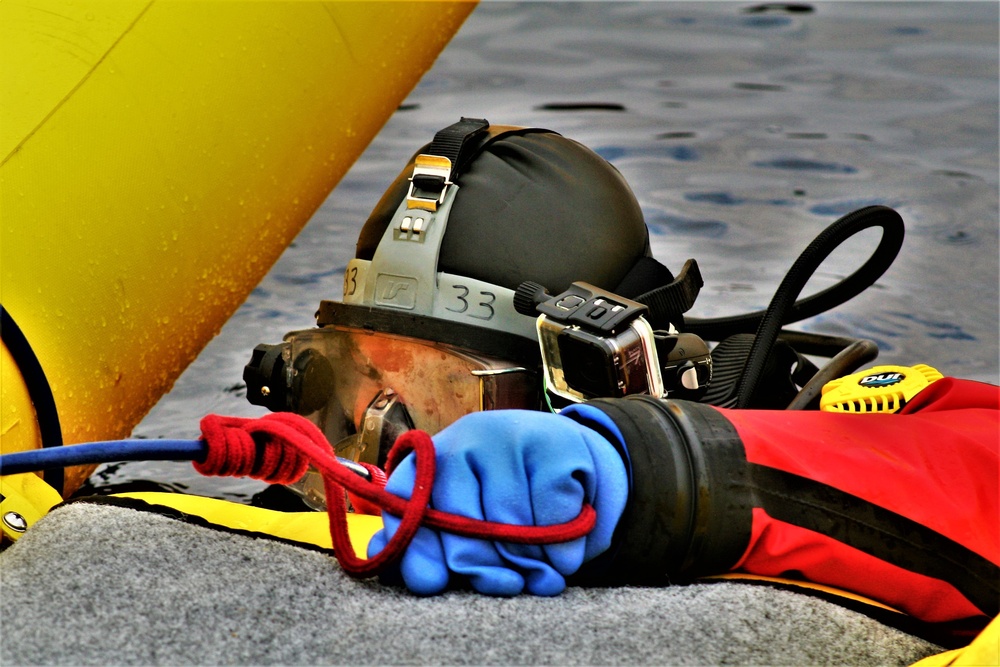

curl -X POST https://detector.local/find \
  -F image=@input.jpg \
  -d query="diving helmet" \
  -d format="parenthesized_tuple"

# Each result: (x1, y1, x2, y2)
(244, 118, 699, 505)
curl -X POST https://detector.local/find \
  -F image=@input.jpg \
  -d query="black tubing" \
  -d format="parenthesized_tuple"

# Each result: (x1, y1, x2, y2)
(786, 339, 880, 410)
(774, 330, 867, 358)
(1, 305, 65, 492)
(685, 206, 905, 342)
(725, 206, 904, 409)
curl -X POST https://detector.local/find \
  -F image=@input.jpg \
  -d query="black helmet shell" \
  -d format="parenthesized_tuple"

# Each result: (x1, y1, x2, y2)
(357, 128, 652, 295)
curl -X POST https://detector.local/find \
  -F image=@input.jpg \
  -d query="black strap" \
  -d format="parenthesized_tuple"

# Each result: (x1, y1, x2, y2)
(612, 255, 674, 298)
(317, 301, 541, 368)
(413, 117, 491, 190)
(1, 305, 64, 492)
(632, 258, 704, 328)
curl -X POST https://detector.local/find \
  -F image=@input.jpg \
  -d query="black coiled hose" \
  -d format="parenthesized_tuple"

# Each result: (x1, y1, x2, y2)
(687, 205, 905, 409)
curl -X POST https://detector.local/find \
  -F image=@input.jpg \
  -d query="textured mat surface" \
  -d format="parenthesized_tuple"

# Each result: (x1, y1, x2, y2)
(1, 503, 943, 666)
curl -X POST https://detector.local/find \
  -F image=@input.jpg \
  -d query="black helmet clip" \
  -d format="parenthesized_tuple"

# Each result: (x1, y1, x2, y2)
(406, 117, 489, 211)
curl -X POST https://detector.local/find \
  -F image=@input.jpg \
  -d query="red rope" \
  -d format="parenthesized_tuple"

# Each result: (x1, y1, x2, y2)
(347, 463, 386, 516)
(197, 413, 597, 578)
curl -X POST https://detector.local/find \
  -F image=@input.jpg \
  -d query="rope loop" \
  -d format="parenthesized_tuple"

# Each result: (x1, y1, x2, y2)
(347, 463, 388, 516)
(197, 412, 597, 578)
(197, 413, 313, 484)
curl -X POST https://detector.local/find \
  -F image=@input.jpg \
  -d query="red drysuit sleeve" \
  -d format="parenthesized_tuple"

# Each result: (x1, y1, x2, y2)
(583, 379, 998, 634)
(725, 378, 998, 624)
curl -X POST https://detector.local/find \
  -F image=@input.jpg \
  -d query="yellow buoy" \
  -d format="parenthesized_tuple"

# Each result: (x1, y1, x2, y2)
(0, 0, 476, 495)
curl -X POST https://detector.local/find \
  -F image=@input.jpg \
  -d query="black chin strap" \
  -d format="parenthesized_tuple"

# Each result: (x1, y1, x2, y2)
(614, 256, 704, 329)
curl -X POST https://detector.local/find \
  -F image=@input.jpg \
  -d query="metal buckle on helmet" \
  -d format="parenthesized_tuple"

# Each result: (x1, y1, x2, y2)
(336, 388, 415, 466)
(406, 154, 453, 211)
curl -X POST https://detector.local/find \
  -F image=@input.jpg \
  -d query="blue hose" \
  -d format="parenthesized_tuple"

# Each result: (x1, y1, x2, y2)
(0, 439, 372, 480)
(0, 440, 207, 476)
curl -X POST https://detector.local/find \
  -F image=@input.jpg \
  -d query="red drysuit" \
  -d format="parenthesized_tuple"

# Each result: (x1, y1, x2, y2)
(583, 378, 998, 640)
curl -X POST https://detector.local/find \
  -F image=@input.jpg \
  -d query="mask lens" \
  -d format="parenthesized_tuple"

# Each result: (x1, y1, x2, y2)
(281, 325, 538, 508)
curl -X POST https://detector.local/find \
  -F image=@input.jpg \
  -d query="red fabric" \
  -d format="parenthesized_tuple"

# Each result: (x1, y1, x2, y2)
(196, 413, 596, 578)
(722, 378, 999, 622)
(196, 412, 312, 484)
(348, 463, 387, 515)
(735, 508, 985, 623)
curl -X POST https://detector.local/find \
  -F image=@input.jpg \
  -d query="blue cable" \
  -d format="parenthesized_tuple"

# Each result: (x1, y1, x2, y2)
(0, 440, 207, 476)
(0, 439, 372, 480)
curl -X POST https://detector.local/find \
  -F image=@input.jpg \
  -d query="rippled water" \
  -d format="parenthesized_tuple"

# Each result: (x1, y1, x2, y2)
(84, 2, 999, 501)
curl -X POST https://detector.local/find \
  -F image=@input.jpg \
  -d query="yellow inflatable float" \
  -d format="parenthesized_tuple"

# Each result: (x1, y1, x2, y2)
(0, 0, 476, 497)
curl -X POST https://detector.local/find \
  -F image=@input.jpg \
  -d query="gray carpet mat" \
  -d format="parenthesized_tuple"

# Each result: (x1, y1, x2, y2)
(1, 503, 943, 666)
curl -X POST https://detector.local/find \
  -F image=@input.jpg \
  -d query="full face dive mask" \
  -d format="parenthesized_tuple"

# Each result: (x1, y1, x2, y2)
(243, 118, 707, 508)
(245, 118, 905, 509)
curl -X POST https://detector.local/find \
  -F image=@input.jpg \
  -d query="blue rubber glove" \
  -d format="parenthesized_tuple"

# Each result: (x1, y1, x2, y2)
(367, 408, 628, 596)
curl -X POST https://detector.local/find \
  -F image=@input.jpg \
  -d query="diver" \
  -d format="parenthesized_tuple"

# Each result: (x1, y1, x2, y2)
(240, 118, 998, 645)
(0, 118, 994, 648)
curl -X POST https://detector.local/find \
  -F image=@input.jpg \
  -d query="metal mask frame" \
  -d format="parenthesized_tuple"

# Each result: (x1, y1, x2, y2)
(281, 322, 538, 509)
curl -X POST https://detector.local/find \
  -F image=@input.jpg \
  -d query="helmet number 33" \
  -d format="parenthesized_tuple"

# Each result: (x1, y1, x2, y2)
(446, 284, 496, 320)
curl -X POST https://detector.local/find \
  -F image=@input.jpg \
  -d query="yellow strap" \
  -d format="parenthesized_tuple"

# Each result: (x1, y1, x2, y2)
(115, 491, 383, 559)
(910, 615, 1000, 667)
(711, 574, 1000, 666)
(704, 573, 903, 613)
